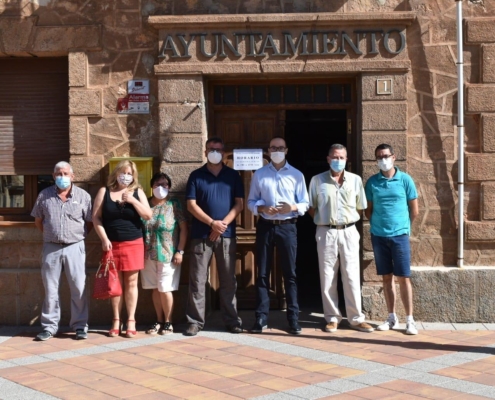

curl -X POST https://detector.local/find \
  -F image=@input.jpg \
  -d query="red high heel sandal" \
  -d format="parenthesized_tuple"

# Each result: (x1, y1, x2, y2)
(125, 319, 137, 338)
(108, 318, 121, 337)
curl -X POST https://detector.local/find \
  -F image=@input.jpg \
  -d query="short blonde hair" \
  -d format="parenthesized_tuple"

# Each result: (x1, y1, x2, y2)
(107, 160, 141, 191)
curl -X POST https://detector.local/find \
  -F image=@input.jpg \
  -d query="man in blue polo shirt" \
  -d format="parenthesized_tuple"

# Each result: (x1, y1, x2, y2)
(365, 143, 419, 335)
(185, 137, 244, 336)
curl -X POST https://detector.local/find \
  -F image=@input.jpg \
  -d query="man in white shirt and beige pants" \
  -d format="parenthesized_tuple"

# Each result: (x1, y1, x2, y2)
(308, 144, 374, 333)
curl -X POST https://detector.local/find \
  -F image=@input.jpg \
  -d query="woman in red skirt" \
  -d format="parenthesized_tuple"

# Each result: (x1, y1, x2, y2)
(93, 160, 152, 337)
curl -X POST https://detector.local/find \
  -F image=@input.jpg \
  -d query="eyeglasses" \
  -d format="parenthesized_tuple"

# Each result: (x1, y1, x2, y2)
(269, 146, 286, 152)
(376, 154, 394, 160)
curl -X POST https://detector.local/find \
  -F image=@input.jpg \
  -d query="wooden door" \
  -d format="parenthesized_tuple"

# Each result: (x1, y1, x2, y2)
(210, 110, 286, 309)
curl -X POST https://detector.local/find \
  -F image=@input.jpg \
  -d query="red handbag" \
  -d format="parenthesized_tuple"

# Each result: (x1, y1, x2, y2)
(92, 250, 122, 300)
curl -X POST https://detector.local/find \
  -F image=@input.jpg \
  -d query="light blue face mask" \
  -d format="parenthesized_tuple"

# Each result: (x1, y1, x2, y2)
(330, 159, 346, 173)
(55, 176, 71, 189)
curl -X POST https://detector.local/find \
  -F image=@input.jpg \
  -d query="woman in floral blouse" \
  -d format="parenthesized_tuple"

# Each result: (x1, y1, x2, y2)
(141, 172, 188, 334)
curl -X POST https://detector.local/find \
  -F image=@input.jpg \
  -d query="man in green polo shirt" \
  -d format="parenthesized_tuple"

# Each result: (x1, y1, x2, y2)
(365, 143, 419, 335)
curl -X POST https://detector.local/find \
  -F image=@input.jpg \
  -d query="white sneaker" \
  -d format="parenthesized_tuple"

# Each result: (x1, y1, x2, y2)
(376, 317, 399, 331)
(406, 321, 418, 335)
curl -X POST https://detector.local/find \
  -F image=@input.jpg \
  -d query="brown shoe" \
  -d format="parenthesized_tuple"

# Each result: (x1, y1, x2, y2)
(324, 321, 338, 333)
(350, 322, 374, 333)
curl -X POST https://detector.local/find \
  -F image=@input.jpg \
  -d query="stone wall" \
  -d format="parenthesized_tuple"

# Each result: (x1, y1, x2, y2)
(2, 0, 495, 325)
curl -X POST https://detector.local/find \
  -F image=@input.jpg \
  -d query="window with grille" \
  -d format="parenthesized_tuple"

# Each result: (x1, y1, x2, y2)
(213, 83, 351, 105)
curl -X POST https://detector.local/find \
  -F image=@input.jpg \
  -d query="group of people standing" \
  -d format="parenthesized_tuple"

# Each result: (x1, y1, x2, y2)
(31, 135, 418, 341)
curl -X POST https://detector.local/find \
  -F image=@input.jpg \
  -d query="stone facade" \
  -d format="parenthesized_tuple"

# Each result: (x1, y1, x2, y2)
(1, 0, 495, 325)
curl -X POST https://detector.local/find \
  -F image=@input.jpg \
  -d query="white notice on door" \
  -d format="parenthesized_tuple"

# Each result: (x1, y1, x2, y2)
(233, 149, 264, 171)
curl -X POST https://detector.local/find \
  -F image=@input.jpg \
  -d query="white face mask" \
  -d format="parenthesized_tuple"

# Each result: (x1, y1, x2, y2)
(270, 151, 285, 164)
(377, 158, 394, 172)
(153, 186, 169, 200)
(118, 173, 134, 186)
(207, 151, 223, 164)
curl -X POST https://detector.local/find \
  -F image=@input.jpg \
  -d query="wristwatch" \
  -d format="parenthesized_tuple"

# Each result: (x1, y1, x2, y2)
(177, 250, 184, 255)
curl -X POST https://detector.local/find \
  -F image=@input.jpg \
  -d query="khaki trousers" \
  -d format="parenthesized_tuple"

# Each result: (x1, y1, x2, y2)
(316, 225, 365, 325)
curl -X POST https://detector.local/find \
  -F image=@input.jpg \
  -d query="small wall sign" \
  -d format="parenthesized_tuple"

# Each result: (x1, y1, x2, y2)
(233, 149, 264, 171)
(118, 80, 150, 114)
(376, 79, 393, 95)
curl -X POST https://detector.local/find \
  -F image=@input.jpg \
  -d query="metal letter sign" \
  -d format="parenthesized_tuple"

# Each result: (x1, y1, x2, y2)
(376, 79, 393, 95)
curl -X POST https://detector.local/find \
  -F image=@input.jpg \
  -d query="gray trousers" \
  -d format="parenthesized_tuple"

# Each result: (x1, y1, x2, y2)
(186, 237, 241, 329)
(41, 241, 88, 334)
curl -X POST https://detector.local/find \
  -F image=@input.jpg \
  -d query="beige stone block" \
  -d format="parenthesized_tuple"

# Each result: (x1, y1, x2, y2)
(413, 239, 437, 267)
(466, 18, 495, 44)
(362, 259, 381, 283)
(69, 117, 87, 155)
(467, 154, 495, 182)
(424, 135, 455, 161)
(407, 158, 436, 184)
(465, 183, 481, 222)
(160, 164, 201, 192)
(159, 104, 203, 133)
(421, 209, 456, 236)
(88, 64, 110, 88)
(361, 132, 406, 161)
(465, 115, 481, 153)
(117, 0, 140, 9)
(69, 89, 102, 116)
(436, 75, 458, 97)
(411, 45, 456, 76)
(421, 183, 456, 209)
(411, 269, 476, 322)
(69, 52, 87, 87)
(158, 75, 204, 103)
(362, 103, 407, 131)
(467, 85, 495, 113)
(408, 136, 422, 159)
(478, 270, 495, 319)
(19, 271, 44, 326)
(482, 45, 495, 83)
(162, 136, 204, 163)
(0, 273, 17, 324)
(70, 156, 102, 182)
(482, 114, 495, 152)
(482, 183, 495, 220)
(88, 117, 122, 139)
(361, 73, 407, 101)
(0, 16, 35, 54)
(466, 221, 495, 242)
(32, 25, 101, 53)
(423, 114, 455, 135)
(408, 114, 435, 135)
(0, 226, 41, 242)
(115, 11, 142, 29)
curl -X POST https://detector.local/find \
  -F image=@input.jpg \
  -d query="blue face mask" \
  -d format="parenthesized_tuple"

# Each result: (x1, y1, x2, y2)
(330, 159, 346, 173)
(55, 176, 71, 190)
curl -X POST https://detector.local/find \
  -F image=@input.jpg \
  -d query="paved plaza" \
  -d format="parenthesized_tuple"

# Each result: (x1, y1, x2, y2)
(1, 311, 495, 399)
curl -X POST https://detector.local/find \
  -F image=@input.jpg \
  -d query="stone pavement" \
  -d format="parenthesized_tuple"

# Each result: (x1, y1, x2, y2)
(1, 310, 495, 399)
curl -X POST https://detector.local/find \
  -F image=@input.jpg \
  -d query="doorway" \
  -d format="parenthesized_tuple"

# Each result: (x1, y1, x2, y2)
(285, 109, 348, 308)
(209, 80, 355, 311)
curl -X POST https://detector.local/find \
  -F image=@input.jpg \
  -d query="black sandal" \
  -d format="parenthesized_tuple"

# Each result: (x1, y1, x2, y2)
(146, 322, 162, 335)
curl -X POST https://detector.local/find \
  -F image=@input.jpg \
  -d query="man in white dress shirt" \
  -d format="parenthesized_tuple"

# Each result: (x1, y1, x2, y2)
(247, 136, 309, 335)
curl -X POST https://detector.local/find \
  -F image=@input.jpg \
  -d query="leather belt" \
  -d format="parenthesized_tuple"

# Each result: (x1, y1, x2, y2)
(260, 217, 297, 225)
(50, 242, 74, 246)
(327, 222, 356, 230)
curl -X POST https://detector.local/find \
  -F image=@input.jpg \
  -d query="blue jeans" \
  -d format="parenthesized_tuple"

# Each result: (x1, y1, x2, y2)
(255, 219, 299, 322)
(371, 234, 411, 277)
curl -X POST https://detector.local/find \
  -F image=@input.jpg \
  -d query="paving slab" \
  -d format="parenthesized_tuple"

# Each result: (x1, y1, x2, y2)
(1, 311, 495, 399)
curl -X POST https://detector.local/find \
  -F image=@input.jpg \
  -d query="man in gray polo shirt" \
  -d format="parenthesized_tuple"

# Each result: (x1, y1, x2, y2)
(31, 162, 93, 341)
